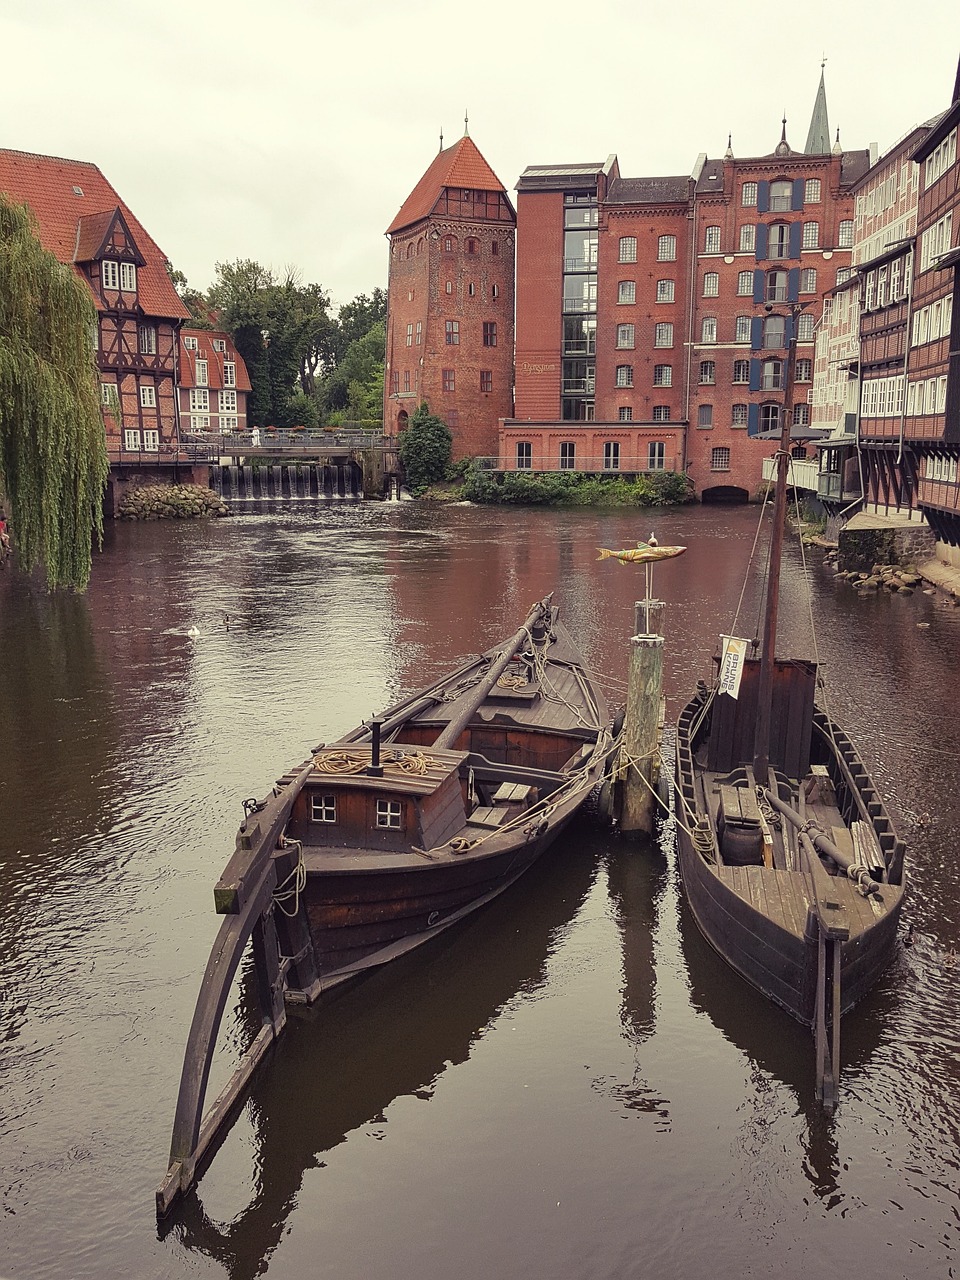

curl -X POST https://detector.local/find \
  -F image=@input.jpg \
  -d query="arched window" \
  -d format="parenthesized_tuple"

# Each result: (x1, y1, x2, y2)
(761, 359, 783, 390)
(763, 315, 786, 348)
(760, 403, 780, 432)
(769, 223, 790, 258)
(705, 225, 721, 253)
(766, 269, 788, 301)
(770, 180, 793, 211)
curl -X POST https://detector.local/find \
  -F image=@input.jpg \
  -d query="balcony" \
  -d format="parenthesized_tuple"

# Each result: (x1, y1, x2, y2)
(563, 257, 598, 272)
(562, 340, 597, 356)
(562, 297, 597, 314)
(761, 455, 819, 491)
(561, 379, 596, 394)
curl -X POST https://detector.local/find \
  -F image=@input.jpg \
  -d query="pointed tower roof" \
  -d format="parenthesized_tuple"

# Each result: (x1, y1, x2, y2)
(805, 67, 831, 154)
(386, 135, 511, 234)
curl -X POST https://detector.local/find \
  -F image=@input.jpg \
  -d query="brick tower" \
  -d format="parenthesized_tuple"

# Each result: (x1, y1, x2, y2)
(384, 129, 516, 459)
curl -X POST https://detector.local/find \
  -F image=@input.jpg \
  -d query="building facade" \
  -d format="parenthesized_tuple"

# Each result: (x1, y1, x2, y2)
(505, 77, 867, 498)
(383, 134, 516, 459)
(0, 148, 190, 464)
(177, 329, 251, 437)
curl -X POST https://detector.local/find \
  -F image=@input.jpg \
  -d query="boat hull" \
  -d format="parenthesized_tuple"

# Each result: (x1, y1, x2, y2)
(675, 674, 905, 1027)
(300, 797, 587, 989)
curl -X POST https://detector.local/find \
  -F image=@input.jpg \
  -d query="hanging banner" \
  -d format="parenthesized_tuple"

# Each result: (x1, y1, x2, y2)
(718, 636, 749, 700)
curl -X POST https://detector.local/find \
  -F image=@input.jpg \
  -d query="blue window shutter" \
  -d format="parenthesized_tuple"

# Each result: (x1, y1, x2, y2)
(792, 179, 804, 210)
(785, 317, 795, 347)
(749, 358, 761, 391)
(753, 270, 765, 304)
(755, 224, 768, 262)
(748, 404, 760, 437)
(788, 268, 800, 302)
(750, 317, 763, 350)
(789, 221, 802, 258)
(757, 181, 770, 214)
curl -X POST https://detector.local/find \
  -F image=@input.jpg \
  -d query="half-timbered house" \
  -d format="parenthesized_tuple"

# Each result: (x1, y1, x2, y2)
(0, 148, 195, 510)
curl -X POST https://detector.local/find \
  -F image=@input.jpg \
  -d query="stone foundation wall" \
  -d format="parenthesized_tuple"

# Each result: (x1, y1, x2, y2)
(838, 523, 936, 571)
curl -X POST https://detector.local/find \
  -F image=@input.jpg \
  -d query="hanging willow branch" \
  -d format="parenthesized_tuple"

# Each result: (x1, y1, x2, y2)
(0, 195, 109, 591)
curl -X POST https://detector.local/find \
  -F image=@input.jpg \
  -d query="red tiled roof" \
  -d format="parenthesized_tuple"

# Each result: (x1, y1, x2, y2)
(0, 148, 189, 320)
(179, 329, 252, 392)
(386, 135, 508, 234)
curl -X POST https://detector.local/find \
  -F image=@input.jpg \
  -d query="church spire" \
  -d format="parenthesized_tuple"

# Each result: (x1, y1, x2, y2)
(805, 62, 831, 155)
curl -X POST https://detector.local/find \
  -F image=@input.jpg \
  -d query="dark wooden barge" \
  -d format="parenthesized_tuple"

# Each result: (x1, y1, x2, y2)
(159, 594, 613, 1213)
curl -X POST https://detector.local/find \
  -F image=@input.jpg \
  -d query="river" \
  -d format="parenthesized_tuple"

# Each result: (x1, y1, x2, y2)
(1, 500, 958, 1280)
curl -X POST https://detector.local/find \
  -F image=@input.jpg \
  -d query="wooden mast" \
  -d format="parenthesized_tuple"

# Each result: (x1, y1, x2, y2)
(433, 595, 553, 750)
(752, 304, 801, 787)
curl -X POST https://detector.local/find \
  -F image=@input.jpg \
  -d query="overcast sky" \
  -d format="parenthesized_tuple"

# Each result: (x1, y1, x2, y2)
(2, 0, 956, 311)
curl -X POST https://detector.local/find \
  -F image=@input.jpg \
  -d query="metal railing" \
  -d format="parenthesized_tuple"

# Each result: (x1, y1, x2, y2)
(180, 430, 391, 453)
(761, 456, 819, 491)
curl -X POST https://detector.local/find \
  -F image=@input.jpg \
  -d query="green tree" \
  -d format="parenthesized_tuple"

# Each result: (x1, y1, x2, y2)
(166, 264, 215, 329)
(397, 403, 452, 493)
(320, 321, 385, 419)
(0, 196, 109, 590)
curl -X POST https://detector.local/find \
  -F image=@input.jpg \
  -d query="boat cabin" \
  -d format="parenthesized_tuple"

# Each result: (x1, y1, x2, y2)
(286, 744, 471, 852)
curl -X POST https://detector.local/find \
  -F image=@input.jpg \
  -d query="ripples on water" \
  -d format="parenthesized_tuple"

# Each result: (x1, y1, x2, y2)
(1, 501, 960, 1279)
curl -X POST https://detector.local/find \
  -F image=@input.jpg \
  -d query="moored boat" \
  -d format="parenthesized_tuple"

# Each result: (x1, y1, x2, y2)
(674, 306, 906, 1108)
(159, 593, 613, 1213)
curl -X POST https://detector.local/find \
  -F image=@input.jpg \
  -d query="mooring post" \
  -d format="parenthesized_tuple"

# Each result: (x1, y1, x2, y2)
(619, 600, 664, 835)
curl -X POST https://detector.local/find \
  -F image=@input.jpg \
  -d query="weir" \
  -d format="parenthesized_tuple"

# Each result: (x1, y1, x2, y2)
(210, 461, 363, 500)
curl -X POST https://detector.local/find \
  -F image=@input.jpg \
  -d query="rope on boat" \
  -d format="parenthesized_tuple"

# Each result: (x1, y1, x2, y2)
(272, 837, 306, 917)
(312, 749, 436, 776)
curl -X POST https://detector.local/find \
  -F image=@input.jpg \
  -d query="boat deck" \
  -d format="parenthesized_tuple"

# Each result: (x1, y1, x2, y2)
(715, 863, 897, 942)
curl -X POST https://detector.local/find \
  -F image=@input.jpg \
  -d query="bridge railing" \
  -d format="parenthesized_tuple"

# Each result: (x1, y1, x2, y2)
(180, 430, 392, 453)
(761, 455, 819, 492)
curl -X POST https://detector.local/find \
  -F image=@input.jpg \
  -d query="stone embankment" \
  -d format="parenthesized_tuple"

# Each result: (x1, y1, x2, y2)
(117, 484, 229, 520)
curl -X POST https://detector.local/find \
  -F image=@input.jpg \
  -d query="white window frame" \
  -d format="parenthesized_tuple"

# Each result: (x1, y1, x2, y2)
(703, 272, 719, 297)
(223, 360, 236, 387)
(802, 222, 820, 250)
(700, 317, 717, 343)
(711, 447, 731, 471)
(139, 325, 157, 355)
(647, 441, 666, 471)
(143, 429, 159, 452)
(742, 182, 758, 207)
(653, 364, 672, 387)
(619, 236, 637, 263)
(737, 271, 753, 296)
(618, 280, 636, 304)
(804, 178, 821, 203)
(192, 415, 210, 432)
(657, 235, 677, 262)
(311, 795, 337, 823)
(189, 388, 209, 412)
(123, 429, 140, 450)
(735, 316, 751, 343)
(616, 323, 635, 349)
(184, 336, 198, 351)
(195, 358, 208, 386)
(220, 388, 237, 413)
(120, 262, 136, 292)
(140, 384, 156, 408)
(654, 323, 673, 348)
(220, 415, 238, 431)
(739, 225, 756, 252)
(615, 364, 634, 388)
(101, 260, 119, 290)
(603, 441, 620, 471)
(704, 225, 721, 253)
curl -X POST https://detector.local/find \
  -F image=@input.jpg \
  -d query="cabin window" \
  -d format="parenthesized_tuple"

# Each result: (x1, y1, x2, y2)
(376, 799, 402, 829)
(311, 794, 337, 823)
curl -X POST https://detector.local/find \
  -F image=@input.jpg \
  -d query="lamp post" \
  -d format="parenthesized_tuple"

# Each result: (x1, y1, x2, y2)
(753, 299, 811, 787)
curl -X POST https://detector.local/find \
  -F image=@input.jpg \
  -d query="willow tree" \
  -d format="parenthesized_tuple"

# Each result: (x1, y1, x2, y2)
(0, 195, 109, 591)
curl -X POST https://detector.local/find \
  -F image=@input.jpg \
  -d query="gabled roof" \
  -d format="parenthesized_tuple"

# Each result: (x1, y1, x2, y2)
(0, 148, 189, 320)
(387, 135, 510, 234)
(179, 329, 252, 392)
(75, 206, 146, 266)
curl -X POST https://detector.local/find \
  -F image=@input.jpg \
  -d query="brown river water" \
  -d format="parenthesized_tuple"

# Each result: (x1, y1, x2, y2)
(1, 500, 959, 1280)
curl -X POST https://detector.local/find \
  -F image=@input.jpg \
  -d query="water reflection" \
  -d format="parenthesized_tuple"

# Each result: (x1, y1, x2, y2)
(169, 827, 598, 1279)
(677, 890, 889, 1204)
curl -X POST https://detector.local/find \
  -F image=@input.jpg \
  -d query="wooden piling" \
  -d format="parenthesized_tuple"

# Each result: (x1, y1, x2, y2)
(619, 602, 664, 836)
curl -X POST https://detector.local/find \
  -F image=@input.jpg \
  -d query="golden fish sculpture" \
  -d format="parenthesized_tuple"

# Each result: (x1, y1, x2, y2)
(597, 540, 686, 565)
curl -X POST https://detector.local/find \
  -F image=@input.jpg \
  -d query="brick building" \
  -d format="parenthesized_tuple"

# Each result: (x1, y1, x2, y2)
(383, 132, 516, 459)
(0, 148, 190, 466)
(907, 70, 960, 549)
(503, 75, 868, 498)
(177, 329, 251, 437)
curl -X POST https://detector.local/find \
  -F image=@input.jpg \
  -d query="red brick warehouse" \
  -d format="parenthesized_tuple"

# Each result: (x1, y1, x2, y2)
(384, 128, 516, 460)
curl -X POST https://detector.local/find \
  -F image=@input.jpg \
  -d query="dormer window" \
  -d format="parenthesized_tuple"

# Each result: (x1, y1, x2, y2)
(212, 339, 226, 353)
(101, 260, 119, 290)
(223, 360, 236, 387)
(196, 359, 208, 386)
(184, 336, 198, 351)
(120, 262, 136, 292)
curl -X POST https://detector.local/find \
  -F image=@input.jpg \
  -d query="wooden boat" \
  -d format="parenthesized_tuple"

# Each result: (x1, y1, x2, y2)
(674, 316, 906, 1108)
(159, 593, 612, 1214)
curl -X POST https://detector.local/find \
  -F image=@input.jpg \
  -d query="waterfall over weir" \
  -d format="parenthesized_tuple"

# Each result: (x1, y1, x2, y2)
(211, 462, 363, 501)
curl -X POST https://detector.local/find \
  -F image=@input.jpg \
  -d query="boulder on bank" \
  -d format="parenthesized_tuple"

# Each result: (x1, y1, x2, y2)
(117, 484, 230, 520)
